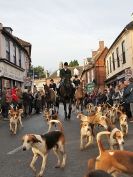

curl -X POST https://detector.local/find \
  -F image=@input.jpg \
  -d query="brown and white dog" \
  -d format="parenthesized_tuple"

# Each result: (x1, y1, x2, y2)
(117, 110, 128, 136)
(9, 108, 23, 134)
(43, 108, 59, 123)
(80, 121, 93, 150)
(88, 131, 133, 177)
(77, 112, 109, 130)
(22, 122, 66, 177)
(109, 127, 124, 150)
(48, 119, 63, 132)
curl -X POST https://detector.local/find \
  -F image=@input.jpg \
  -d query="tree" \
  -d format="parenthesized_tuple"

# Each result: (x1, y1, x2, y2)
(28, 66, 46, 79)
(69, 60, 79, 67)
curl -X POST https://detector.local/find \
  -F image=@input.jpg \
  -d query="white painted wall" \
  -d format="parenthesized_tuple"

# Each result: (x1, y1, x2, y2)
(105, 30, 133, 79)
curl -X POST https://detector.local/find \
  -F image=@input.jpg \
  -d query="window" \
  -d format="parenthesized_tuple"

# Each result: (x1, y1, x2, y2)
(19, 49, 21, 67)
(107, 60, 109, 74)
(116, 47, 120, 67)
(13, 44, 16, 64)
(122, 40, 126, 64)
(5, 38, 10, 60)
(112, 52, 115, 70)
(109, 57, 112, 73)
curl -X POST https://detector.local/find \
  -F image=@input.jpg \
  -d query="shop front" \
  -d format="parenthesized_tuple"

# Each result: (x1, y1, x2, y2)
(105, 68, 133, 87)
(0, 61, 25, 95)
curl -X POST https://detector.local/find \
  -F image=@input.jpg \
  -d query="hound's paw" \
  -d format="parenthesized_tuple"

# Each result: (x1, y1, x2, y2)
(80, 147, 84, 151)
(55, 164, 61, 168)
(30, 165, 36, 172)
(36, 174, 42, 177)
(60, 163, 65, 168)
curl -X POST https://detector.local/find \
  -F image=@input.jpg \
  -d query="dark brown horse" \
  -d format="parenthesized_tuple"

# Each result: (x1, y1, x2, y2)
(43, 84, 56, 109)
(59, 79, 74, 120)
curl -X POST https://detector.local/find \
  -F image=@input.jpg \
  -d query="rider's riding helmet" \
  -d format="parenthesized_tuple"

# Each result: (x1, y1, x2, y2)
(50, 78, 54, 82)
(64, 62, 68, 66)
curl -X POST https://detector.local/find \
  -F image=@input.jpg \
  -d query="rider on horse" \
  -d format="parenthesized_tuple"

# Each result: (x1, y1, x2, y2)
(57, 62, 75, 94)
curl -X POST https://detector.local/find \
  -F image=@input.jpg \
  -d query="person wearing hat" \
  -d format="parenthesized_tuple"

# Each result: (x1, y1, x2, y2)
(56, 62, 72, 95)
(73, 75, 80, 87)
(60, 62, 72, 81)
(49, 78, 56, 91)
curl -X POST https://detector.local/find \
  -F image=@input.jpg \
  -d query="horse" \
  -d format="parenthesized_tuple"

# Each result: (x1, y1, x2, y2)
(74, 83, 85, 112)
(43, 84, 57, 110)
(59, 79, 74, 120)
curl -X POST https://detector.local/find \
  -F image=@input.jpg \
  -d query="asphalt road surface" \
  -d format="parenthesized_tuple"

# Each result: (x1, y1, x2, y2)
(0, 106, 133, 177)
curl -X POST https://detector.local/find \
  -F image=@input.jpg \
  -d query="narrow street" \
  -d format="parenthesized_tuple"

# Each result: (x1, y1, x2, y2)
(0, 106, 133, 177)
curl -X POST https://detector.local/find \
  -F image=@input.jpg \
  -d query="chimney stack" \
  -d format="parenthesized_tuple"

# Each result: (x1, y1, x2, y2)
(4, 27, 13, 34)
(99, 41, 104, 51)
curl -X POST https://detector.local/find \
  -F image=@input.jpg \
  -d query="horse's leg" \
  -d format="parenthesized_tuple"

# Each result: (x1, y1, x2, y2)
(63, 102, 67, 120)
(68, 100, 72, 119)
(76, 100, 79, 113)
(81, 99, 83, 112)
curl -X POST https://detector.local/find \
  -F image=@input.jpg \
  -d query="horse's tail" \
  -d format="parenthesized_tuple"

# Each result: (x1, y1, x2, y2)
(48, 120, 64, 132)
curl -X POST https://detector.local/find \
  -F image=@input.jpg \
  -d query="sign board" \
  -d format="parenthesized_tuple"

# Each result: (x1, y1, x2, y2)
(86, 82, 95, 93)
(125, 68, 133, 80)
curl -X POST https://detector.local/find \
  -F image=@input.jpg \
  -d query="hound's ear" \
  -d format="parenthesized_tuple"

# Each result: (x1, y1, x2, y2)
(31, 135, 41, 143)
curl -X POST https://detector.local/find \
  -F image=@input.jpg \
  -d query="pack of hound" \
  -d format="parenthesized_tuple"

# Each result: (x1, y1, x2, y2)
(77, 103, 128, 150)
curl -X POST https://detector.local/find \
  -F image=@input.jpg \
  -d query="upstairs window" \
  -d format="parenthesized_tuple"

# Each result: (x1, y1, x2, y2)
(19, 49, 21, 67)
(5, 38, 10, 60)
(13, 44, 16, 64)
(116, 47, 120, 67)
(107, 60, 109, 75)
(109, 57, 112, 73)
(112, 52, 115, 71)
(122, 40, 126, 64)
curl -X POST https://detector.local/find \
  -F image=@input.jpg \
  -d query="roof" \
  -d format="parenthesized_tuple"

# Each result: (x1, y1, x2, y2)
(50, 66, 84, 78)
(107, 21, 133, 54)
(2, 27, 32, 58)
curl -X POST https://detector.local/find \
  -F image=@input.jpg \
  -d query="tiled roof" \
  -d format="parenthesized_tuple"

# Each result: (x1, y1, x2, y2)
(15, 37, 31, 47)
(108, 21, 133, 53)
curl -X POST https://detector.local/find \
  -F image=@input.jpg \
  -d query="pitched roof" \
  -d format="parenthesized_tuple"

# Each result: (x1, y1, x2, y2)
(50, 66, 83, 79)
(2, 27, 31, 58)
(108, 21, 133, 53)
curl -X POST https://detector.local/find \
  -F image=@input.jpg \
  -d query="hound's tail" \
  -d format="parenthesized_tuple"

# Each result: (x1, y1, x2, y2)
(96, 131, 111, 156)
(48, 120, 63, 132)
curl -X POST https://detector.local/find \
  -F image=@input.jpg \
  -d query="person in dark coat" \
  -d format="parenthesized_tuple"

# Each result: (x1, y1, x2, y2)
(73, 75, 80, 87)
(49, 79, 56, 91)
(123, 79, 133, 121)
(57, 62, 73, 95)
(60, 62, 72, 81)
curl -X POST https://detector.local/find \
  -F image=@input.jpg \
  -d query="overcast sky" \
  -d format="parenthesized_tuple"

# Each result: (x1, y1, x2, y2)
(0, 0, 132, 72)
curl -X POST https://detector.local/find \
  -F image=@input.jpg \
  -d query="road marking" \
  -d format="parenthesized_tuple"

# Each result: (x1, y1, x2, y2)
(7, 145, 22, 155)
